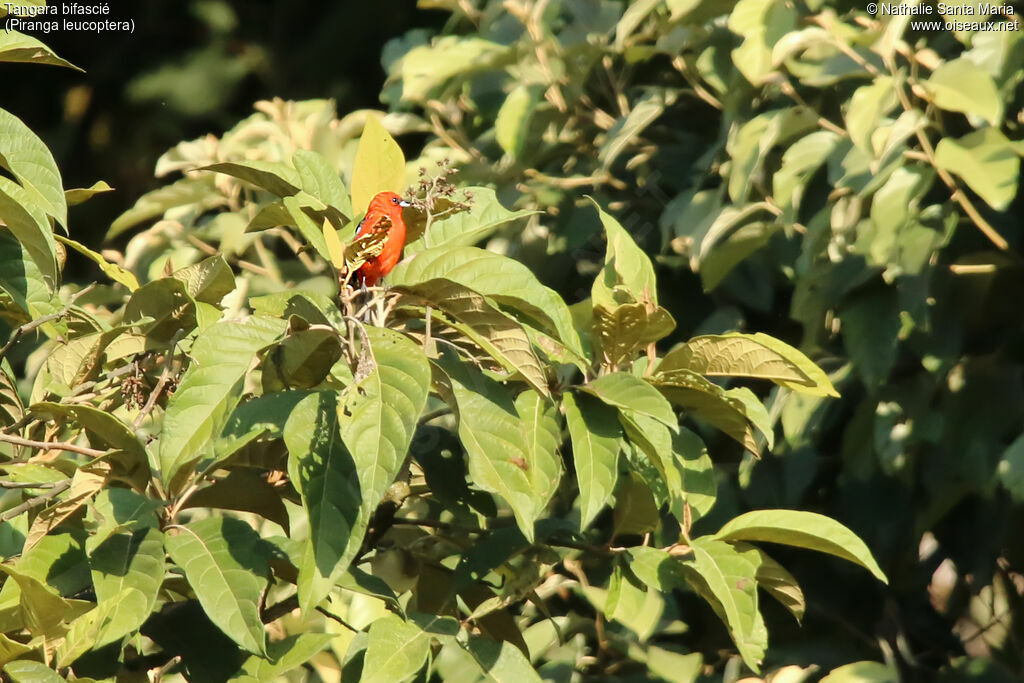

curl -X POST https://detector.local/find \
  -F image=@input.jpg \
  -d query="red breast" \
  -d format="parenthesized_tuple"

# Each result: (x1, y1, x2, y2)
(356, 191, 410, 286)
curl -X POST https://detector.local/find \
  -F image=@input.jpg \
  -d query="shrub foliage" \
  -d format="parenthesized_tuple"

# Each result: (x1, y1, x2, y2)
(0, 0, 1022, 681)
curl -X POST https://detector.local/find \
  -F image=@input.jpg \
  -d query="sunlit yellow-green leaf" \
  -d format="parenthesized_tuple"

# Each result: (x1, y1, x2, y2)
(350, 115, 406, 214)
(714, 509, 888, 584)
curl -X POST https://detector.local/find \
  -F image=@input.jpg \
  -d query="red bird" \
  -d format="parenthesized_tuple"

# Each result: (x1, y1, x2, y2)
(352, 191, 411, 287)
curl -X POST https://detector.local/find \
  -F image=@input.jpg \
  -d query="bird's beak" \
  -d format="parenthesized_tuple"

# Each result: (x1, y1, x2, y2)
(399, 200, 411, 208)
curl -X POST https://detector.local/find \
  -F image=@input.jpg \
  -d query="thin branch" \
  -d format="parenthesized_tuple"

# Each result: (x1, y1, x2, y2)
(671, 56, 723, 110)
(0, 432, 105, 458)
(0, 480, 62, 489)
(779, 78, 846, 137)
(392, 516, 489, 534)
(261, 594, 299, 623)
(185, 234, 273, 276)
(151, 655, 182, 683)
(0, 479, 71, 522)
(418, 406, 452, 424)
(884, 56, 1009, 250)
(0, 311, 67, 360)
(131, 329, 185, 431)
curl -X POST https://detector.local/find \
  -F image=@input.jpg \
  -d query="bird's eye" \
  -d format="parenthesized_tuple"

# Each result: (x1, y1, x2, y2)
(391, 197, 398, 204)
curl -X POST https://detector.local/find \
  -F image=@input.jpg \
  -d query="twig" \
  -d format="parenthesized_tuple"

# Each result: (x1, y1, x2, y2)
(0, 479, 71, 522)
(779, 78, 846, 137)
(261, 594, 299, 623)
(524, 168, 626, 190)
(0, 432, 105, 458)
(884, 57, 1009, 251)
(316, 605, 357, 631)
(392, 516, 489, 534)
(131, 330, 185, 431)
(0, 481, 62, 489)
(671, 56, 723, 110)
(418, 406, 452, 424)
(151, 655, 182, 683)
(0, 311, 67, 360)
(185, 234, 273, 276)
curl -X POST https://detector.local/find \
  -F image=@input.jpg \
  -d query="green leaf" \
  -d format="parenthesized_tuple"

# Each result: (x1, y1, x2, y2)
(87, 487, 161, 545)
(844, 77, 897, 153)
(0, 228, 58, 318)
(30, 402, 150, 489)
(514, 389, 564, 517)
(350, 115, 406, 213)
(123, 277, 197, 343)
(462, 632, 543, 683)
(773, 131, 841, 211)
(675, 427, 717, 522)
(389, 245, 586, 360)
(165, 516, 270, 656)
(699, 221, 783, 291)
(249, 290, 345, 330)
(728, 0, 797, 86)
(362, 614, 430, 683)
(615, 0, 661, 49)
(400, 36, 509, 103)
(170, 254, 236, 304)
(337, 566, 402, 613)
(341, 325, 431, 514)
(713, 509, 889, 583)
(0, 176, 58, 289)
(394, 278, 550, 397)
(200, 160, 301, 197)
(0, 633, 32, 668)
(495, 85, 541, 159)
(588, 198, 659, 308)
(581, 372, 678, 430)
(293, 149, 353, 219)
(656, 370, 764, 455)
(934, 127, 1020, 211)
(924, 58, 1002, 125)
(283, 391, 361, 612)
(620, 411, 682, 514)
(659, 333, 839, 397)
(261, 326, 342, 391)
(65, 180, 114, 206)
(563, 392, 621, 530)
(106, 175, 222, 240)
(0, 107, 67, 227)
(183, 470, 291, 533)
(593, 303, 675, 368)
(726, 108, 815, 202)
(839, 287, 900, 388)
(282, 193, 332, 262)
(0, 563, 72, 638)
(233, 632, 335, 681)
(680, 537, 766, 672)
(999, 432, 1024, 503)
(439, 354, 546, 541)
(614, 473, 660, 537)
(0, 30, 82, 70)
(54, 234, 138, 291)
(3, 661, 67, 683)
(646, 646, 703, 683)
(600, 88, 674, 171)
(45, 322, 140, 390)
(159, 317, 285, 493)
(820, 661, 899, 683)
(87, 527, 164, 646)
(737, 542, 805, 622)
(405, 187, 537, 254)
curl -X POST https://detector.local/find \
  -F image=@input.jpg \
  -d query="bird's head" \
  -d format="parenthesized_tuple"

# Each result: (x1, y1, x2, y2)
(368, 191, 411, 216)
